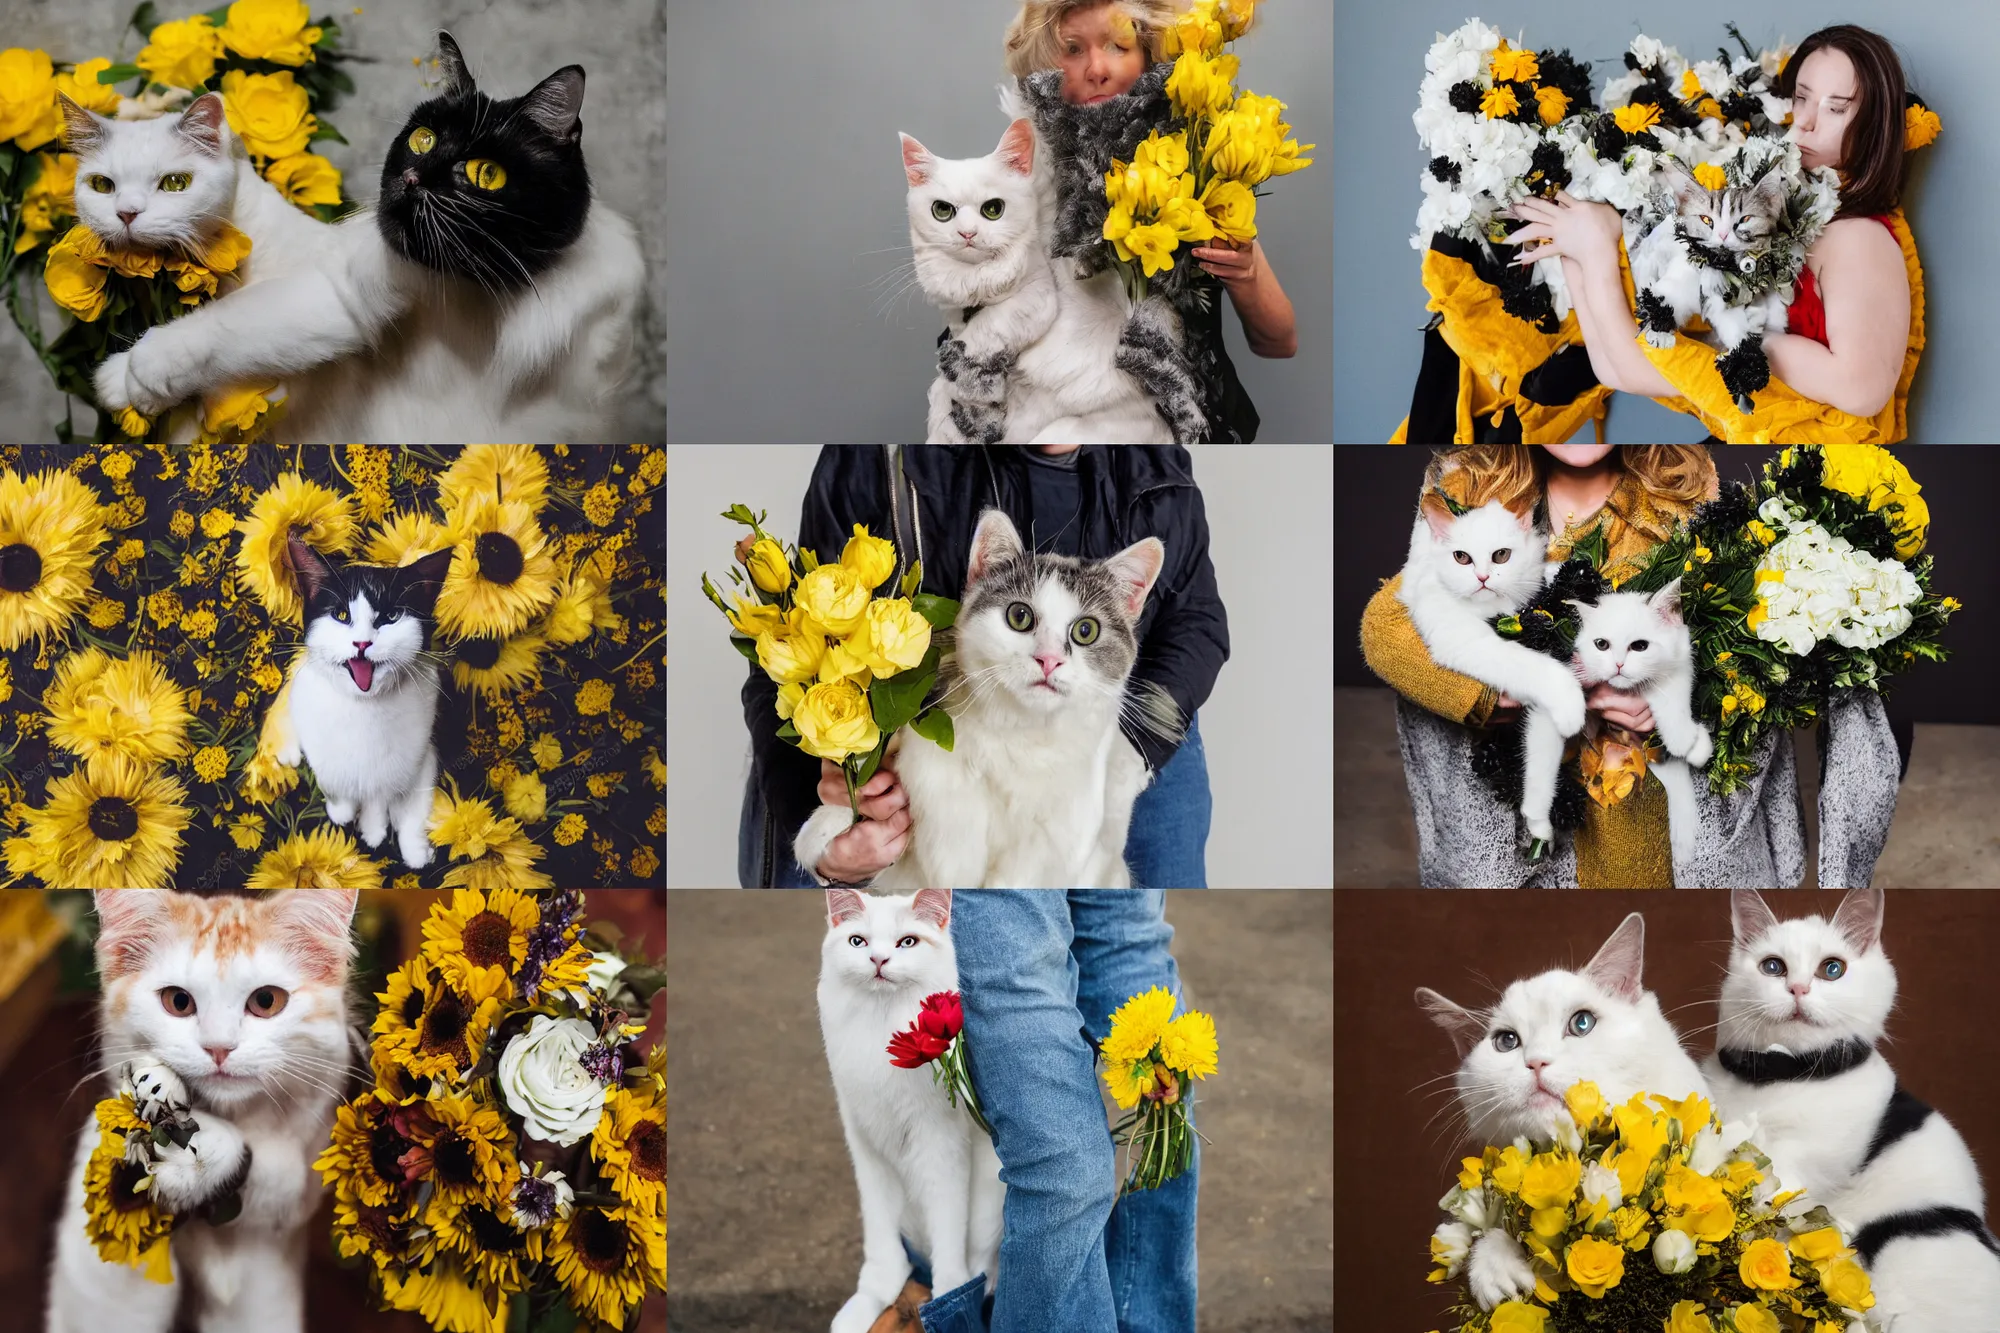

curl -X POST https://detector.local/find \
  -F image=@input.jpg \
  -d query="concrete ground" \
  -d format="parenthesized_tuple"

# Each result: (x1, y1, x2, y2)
(1334, 685, 2000, 888)
(665, 891, 1333, 1332)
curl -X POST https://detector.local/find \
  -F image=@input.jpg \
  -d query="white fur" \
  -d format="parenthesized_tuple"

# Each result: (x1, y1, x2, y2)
(1627, 166, 1791, 356)
(818, 889, 1002, 1333)
(1418, 913, 1710, 1310)
(1708, 889, 2000, 1332)
(47, 891, 357, 1333)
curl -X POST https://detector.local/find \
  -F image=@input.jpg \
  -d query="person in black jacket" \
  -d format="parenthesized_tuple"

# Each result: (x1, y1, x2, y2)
(736, 444, 1229, 888)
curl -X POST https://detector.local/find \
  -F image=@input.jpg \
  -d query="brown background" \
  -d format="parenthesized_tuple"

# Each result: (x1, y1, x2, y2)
(1334, 890, 2000, 1331)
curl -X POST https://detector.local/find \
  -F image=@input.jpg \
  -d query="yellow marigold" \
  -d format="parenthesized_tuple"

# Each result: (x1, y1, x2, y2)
(180, 608, 218, 638)
(583, 482, 620, 527)
(1535, 85, 1570, 125)
(553, 813, 587, 846)
(1905, 103, 1941, 152)
(1693, 162, 1728, 192)
(44, 647, 191, 767)
(192, 745, 230, 782)
(101, 451, 135, 481)
(114, 538, 145, 564)
(1103, 986, 1177, 1062)
(577, 679, 614, 716)
(1613, 102, 1662, 134)
(1480, 84, 1520, 119)
(630, 845, 660, 880)
(1490, 45, 1539, 83)
(251, 662, 284, 693)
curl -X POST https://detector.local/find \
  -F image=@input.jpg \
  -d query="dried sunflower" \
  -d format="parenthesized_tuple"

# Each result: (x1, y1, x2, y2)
(2, 751, 191, 888)
(245, 825, 385, 888)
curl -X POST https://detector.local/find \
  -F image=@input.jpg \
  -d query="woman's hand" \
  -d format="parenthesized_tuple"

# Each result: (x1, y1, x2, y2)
(1195, 239, 1297, 358)
(1192, 237, 1261, 288)
(1502, 192, 1624, 274)
(1488, 692, 1523, 725)
(1585, 683, 1656, 735)
(814, 759, 911, 883)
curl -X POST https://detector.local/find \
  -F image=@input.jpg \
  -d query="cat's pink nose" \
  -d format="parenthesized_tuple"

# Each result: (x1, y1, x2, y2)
(959, 230, 977, 241)
(402, 168, 420, 187)
(118, 209, 138, 226)
(1789, 981, 1811, 997)
(1525, 1057, 1550, 1072)
(205, 1046, 233, 1069)
(352, 640, 373, 655)
(1035, 653, 1063, 680)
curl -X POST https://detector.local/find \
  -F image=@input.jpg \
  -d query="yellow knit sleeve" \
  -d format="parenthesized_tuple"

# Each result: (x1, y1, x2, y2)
(1360, 573, 1490, 725)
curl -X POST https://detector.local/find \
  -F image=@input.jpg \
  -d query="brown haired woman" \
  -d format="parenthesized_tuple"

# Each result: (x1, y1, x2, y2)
(1506, 27, 1920, 441)
(1359, 445, 1903, 888)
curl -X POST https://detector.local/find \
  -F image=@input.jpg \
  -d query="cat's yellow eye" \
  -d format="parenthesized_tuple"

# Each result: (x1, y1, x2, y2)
(332, 607, 349, 622)
(159, 172, 192, 193)
(465, 159, 506, 190)
(1070, 616, 1100, 646)
(1700, 215, 1712, 226)
(87, 174, 114, 194)
(247, 986, 289, 1018)
(408, 126, 436, 154)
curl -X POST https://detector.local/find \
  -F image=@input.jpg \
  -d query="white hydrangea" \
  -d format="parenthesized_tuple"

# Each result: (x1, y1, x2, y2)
(1751, 516, 1923, 656)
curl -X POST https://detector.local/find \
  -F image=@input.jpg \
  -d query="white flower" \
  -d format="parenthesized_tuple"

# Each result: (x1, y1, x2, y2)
(582, 948, 628, 999)
(497, 1015, 609, 1146)
(1692, 59, 1731, 98)
(1432, 1221, 1473, 1276)
(1653, 1228, 1697, 1274)
(1630, 35, 1668, 71)
(1579, 1161, 1622, 1211)
(1442, 1183, 1504, 1231)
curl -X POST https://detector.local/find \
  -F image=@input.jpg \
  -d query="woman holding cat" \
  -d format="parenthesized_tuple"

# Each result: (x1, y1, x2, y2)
(1505, 26, 1921, 443)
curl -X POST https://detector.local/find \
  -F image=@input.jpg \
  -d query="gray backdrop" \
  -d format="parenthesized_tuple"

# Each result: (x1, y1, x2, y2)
(0, 0, 665, 442)
(665, 0, 1332, 444)
(666, 444, 1335, 889)
(1334, 0, 1988, 442)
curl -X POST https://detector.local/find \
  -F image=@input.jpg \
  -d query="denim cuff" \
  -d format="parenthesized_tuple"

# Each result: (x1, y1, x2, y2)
(918, 1273, 990, 1333)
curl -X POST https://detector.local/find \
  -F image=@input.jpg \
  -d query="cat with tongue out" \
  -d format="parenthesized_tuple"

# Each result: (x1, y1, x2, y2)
(275, 534, 455, 869)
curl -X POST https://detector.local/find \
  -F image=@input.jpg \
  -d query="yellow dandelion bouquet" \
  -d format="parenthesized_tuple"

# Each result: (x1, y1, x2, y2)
(1433, 1082, 1875, 1333)
(700, 502, 957, 818)
(1096, 986, 1217, 1196)
(316, 888, 666, 1333)
(1, 2, 359, 443)
(82, 1066, 244, 1284)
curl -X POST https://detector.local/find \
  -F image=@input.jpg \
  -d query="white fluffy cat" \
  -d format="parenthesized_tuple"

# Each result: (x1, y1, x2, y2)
(47, 889, 359, 1333)
(795, 509, 1162, 888)
(1708, 888, 2000, 1332)
(1627, 162, 1792, 358)
(1419, 913, 1710, 1310)
(818, 888, 1003, 1333)
(1568, 579, 1712, 869)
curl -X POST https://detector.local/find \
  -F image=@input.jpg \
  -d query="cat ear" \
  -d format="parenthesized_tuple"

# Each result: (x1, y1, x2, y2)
(435, 31, 477, 98)
(1419, 498, 1453, 542)
(911, 888, 952, 929)
(94, 890, 176, 978)
(287, 532, 334, 609)
(995, 118, 1036, 177)
(177, 93, 228, 157)
(1730, 889, 1779, 946)
(1415, 986, 1485, 1058)
(967, 509, 1025, 583)
(57, 92, 106, 155)
(396, 546, 458, 613)
(826, 887, 868, 926)
(1750, 168, 1786, 210)
(1664, 159, 1706, 204)
(899, 133, 935, 187)
(263, 890, 359, 981)
(1583, 913, 1646, 1001)
(1831, 885, 1884, 954)
(1102, 536, 1166, 619)
(1649, 577, 1684, 626)
(520, 66, 586, 144)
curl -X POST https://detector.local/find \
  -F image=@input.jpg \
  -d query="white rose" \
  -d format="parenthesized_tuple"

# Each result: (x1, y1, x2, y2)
(1580, 1161, 1622, 1210)
(1449, 1183, 1504, 1230)
(1653, 1227, 1697, 1274)
(1686, 1124, 1729, 1176)
(498, 1015, 609, 1146)
(1432, 1221, 1473, 1276)
(1630, 35, 1667, 70)
(582, 948, 628, 999)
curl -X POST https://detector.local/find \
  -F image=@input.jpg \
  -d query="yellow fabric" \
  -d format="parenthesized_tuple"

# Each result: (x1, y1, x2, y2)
(1622, 210, 1925, 443)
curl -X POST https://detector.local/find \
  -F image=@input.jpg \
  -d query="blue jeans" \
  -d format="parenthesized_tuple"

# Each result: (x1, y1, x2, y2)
(921, 890, 1199, 1333)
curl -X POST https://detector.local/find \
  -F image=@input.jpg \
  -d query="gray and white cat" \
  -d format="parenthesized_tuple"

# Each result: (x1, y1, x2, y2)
(1708, 888, 2000, 1332)
(1568, 580, 1711, 869)
(795, 509, 1165, 888)
(1627, 161, 1791, 367)
(47, 889, 359, 1333)
(818, 888, 1002, 1333)
(1419, 913, 1711, 1310)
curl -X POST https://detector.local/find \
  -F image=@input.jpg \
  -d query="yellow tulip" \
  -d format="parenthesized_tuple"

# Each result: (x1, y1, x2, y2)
(838, 523, 897, 591)
(217, 0, 323, 66)
(219, 69, 317, 159)
(745, 538, 792, 593)
(0, 48, 62, 151)
(138, 16, 224, 90)
(1562, 1080, 1606, 1128)
(792, 679, 880, 762)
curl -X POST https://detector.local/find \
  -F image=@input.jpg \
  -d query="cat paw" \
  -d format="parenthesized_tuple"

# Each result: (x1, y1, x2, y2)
(94, 349, 174, 418)
(397, 835, 433, 871)
(151, 1114, 248, 1212)
(1467, 1230, 1537, 1311)
(938, 339, 1012, 405)
(324, 797, 356, 826)
(1546, 688, 1587, 739)
(274, 741, 302, 768)
(122, 1059, 187, 1118)
(1522, 813, 1554, 844)
(831, 1292, 890, 1333)
(1685, 729, 1713, 768)
(359, 812, 390, 849)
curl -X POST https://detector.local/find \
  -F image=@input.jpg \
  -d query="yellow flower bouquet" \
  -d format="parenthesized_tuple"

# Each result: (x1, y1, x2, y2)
(700, 502, 958, 819)
(1432, 1082, 1874, 1332)
(1096, 986, 1217, 1196)
(80, 1077, 222, 1284)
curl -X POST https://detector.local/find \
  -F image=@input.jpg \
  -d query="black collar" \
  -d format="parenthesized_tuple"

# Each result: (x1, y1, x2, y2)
(1717, 1038, 1874, 1084)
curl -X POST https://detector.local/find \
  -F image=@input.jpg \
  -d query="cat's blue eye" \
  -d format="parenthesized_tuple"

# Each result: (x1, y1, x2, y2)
(932, 200, 957, 222)
(1818, 958, 1845, 981)
(981, 198, 1005, 220)
(1567, 1009, 1596, 1036)
(897, 935, 919, 948)
(848, 935, 866, 947)
(1760, 957, 1787, 977)
(1006, 602, 1035, 632)
(1070, 617, 1100, 646)
(1491, 1029, 1519, 1052)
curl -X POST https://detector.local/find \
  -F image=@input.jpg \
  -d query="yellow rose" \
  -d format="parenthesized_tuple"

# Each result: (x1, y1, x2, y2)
(54, 59, 121, 115)
(1731, 1303, 1779, 1333)
(745, 537, 792, 593)
(1519, 1150, 1582, 1210)
(1665, 1301, 1715, 1333)
(1564, 1234, 1624, 1298)
(1199, 176, 1258, 244)
(816, 632, 873, 686)
(1818, 1256, 1873, 1310)
(15, 150, 77, 255)
(1563, 1080, 1606, 1129)
(217, 0, 323, 66)
(1535, 86, 1571, 125)
(1489, 1143, 1526, 1196)
(727, 597, 785, 638)
(774, 682, 803, 721)
(0, 48, 62, 151)
(1662, 1163, 1736, 1242)
(756, 610, 827, 685)
(838, 523, 897, 591)
(1117, 221, 1181, 278)
(44, 226, 109, 321)
(795, 562, 871, 636)
(1737, 1236, 1797, 1291)
(138, 15, 224, 90)
(792, 678, 881, 762)
(1786, 1228, 1844, 1264)
(1166, 51, 1237, 118)
(263, 152, 342, 208)
(1489, 1302, 1548, 1333)
(856, 597, 932, 678)
(219, 70, 316, 159)
(201, 383, 277, 438)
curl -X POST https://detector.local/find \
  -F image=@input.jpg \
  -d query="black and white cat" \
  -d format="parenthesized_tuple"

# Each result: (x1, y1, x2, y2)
(1419, 913, 1711, 1310)
(1708, 888, 2000, 1331)
(88, 32, 641, 442)
(795, 509, 1165, 888)
(277, 537, 454, 868)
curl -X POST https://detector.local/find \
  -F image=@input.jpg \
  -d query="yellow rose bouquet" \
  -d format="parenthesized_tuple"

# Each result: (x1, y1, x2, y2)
(702, 502, 958, 820)
(1100, 0, 1312, 303)
(1, 2, 358, 444)
(1095, 986, 1217, 1197)
(1432, 1082, 1875, 1333)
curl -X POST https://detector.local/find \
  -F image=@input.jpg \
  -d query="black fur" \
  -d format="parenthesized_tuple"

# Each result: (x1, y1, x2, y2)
(1018, 64, 1174, 274)
(1853, 1207, 2000, 1267)
(1114, 297, 1205, 445)
(377, 31, 592, 292)
(287, 536, 455, 652)
(1860, 1085, 1936, 1170)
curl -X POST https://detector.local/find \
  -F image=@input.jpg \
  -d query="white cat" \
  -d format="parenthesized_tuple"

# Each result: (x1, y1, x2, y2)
(1627, 161, 1792, 359)
(1708, 888, 2000, 1332)
(1419, 913, 1711, 1310)
(1568, 580, 1712, 870)
(818, 888, 1003, 1333)
(795, 509, 1163, 888)
(47, 889, 359, 1333)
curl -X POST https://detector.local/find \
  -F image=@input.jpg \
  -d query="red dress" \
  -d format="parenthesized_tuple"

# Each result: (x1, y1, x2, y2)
(1785, 214, 1898, 346)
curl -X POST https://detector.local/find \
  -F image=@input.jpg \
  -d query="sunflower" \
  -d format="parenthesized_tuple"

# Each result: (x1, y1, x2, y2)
(82, 1096, 175, 1283)
(440, 824, 557, 891)
(550, 1202, 663, 1327)
(0, 467, 111, 651)
(382, 1254, 508, 1333)
(314, 1088, 417, 1211)
(592, 1084, 665, 1214)
(450, 627, 548, 701)
(436, 444, 550, 517)
(392, 969, 510, 1084)
(371, 956, 432, 1059)
(432, 1197, 543, 1292)
(364, 508, 455, 568)
(330, 1187, 426, 1274)
(436, 493, 558, 640)
(542, 549, 620, 645)
(422, 886, 541, 993)
(245, 825, 386, 888)
(3, 752, 190, 888)
(402, 1091, 517, 1213)
(43, 648, 193, 767)
(234, 471, 358, 623)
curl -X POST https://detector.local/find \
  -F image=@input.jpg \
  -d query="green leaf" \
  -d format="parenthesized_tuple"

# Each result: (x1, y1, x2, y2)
(97, 63, 145, 85)
(128, 2, 160, 38)
(900, 559, 923, 598)
(526, 1299, 580, 1333)
(910, 706, 954, 752)
(775, 720, 799, 741)
(730, 635, 757, 663)
(853, 743, 884, 787)
(202, 5, 231, 23)
(309, 122, 347, 145)
(617, 963, 665, 1003)
(911, 594, 959, 629)
(799, 547, 819, 572)
(720, 502, 760, 526)
(869, 648, 937, 735)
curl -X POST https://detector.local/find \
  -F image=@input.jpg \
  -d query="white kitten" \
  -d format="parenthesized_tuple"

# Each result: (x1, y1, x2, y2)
(1419, 913, 1710, 1310)
(1708, 888, 2000, 1332)
(818, 888, 1002, 1333)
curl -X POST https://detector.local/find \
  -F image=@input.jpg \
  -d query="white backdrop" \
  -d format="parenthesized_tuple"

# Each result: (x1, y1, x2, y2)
(666, 445, 1333, 888)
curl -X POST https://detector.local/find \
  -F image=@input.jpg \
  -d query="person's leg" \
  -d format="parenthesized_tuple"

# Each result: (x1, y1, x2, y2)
(948, 890, 1120, 1333)
(1070, 890, 1199, 1333)
(1122, 714, 1212, 889)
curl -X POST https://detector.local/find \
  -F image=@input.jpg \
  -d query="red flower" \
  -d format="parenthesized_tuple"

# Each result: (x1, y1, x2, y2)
(888, 1025, 949, 1068)
(917, 991, 963, 1041)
